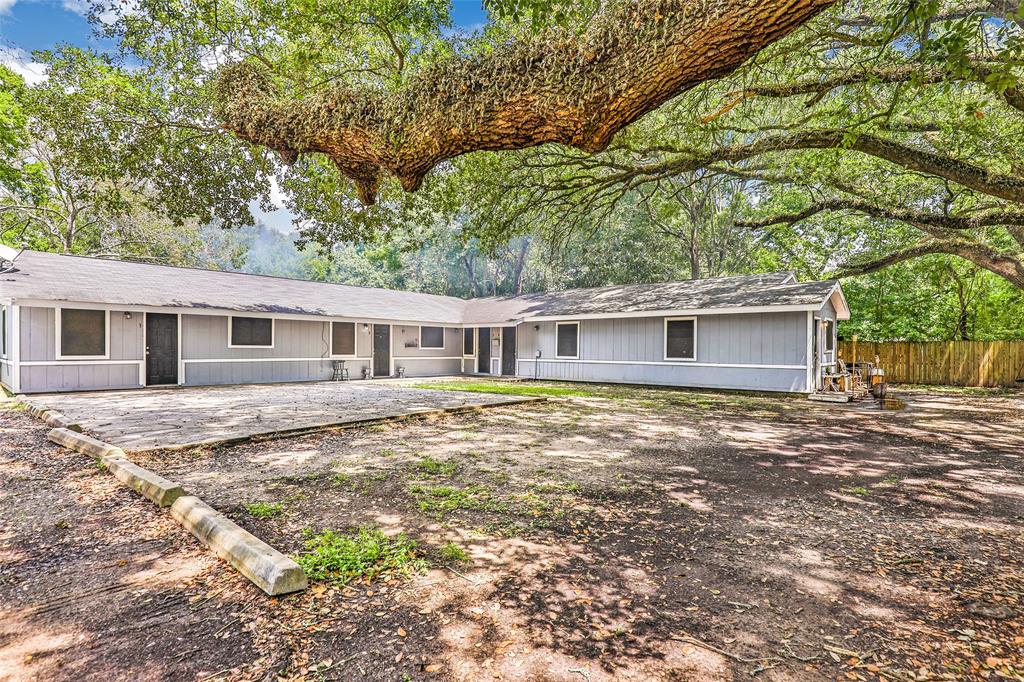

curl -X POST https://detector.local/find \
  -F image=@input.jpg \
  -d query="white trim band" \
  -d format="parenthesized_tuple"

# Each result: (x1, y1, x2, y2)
(516, 358, 805, 370)
(183, 357, 341, 364)
(21, 360, 144, 367)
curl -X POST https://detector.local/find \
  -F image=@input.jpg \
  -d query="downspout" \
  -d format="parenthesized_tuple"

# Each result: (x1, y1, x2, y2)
(805, 311, 813, 394)
(10, 304, 21, 394)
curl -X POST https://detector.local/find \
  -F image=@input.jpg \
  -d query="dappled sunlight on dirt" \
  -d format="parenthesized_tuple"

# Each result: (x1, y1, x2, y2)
(6, 383, 1023, 680)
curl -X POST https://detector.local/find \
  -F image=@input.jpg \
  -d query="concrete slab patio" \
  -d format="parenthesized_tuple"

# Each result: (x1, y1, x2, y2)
(25, 380, 541, 451)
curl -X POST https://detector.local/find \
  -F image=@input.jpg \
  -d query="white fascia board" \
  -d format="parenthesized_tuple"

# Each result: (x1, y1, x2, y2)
(827, 282, 852, 320)
(519, 303, 822, 323)
(10, 298, 461, 328)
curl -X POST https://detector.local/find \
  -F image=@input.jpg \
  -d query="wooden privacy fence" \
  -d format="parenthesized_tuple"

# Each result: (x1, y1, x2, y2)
(838, 340, 1024, 387)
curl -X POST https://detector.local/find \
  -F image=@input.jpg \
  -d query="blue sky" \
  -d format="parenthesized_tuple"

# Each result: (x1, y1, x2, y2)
(1, 1, 488, 57)
(0, 0, 489, 230)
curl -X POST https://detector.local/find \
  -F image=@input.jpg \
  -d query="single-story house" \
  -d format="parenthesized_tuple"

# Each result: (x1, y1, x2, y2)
(0, 246, 849, 395)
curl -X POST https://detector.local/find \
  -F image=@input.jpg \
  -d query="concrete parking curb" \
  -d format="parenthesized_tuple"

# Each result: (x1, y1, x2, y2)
(44, 426, 306, 595)
(41, 410, 83, 432)
(171, 496, 307, 596)
(48, 427, 125, 459)
(103, 457, 185, 507)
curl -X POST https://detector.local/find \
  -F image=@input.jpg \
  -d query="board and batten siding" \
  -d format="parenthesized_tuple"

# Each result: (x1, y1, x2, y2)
(18, 306, 144, 393)
(516, 312, 810, 392)
(182, 314, 377, 386)
(391, 325, 463, 376)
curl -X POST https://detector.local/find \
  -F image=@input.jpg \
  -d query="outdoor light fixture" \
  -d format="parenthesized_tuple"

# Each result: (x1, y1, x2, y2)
(362, 323, 369, 331)
(124, 312, 132, 320)
(534, 324, 539, 331)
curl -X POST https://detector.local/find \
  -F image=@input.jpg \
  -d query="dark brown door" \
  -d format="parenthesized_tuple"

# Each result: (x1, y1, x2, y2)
(373, 324, 391, 377)
(477, 327, 490, 373)
(146, 313, 178, 386)
(501, 326, 517, 375)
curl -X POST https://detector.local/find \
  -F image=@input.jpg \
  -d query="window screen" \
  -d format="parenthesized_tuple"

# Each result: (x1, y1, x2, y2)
(332, 322, 356, 355)
(61, 308, 106, 357)
(230, 316, 273, 346)
(421, 326, 444, 349)
(1, 305, 6, 356)
(824, 320, 835, 351)
(556, 323, 579, 358)
(463, 328, 474, 355)
(665, 319, 695, 360)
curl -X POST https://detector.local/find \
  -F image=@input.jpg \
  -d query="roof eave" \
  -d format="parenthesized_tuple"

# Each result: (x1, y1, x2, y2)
(826, 282, 852, 320)
(510, 302, 828, 324)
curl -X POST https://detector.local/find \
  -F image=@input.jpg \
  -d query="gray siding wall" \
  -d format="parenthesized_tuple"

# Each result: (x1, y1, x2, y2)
(516, 312, 809, 392)
(391, 325, 462, 377)
(181, 317, 462, 386)
(185, 316, 365, 385)
(19, 306, 144, 393)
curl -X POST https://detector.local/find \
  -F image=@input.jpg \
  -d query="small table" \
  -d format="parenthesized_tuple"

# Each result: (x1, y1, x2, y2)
(331, 360, 350, 381)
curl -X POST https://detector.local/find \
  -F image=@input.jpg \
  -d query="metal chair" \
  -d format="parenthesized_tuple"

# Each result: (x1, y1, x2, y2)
(331, 359, 350, 382)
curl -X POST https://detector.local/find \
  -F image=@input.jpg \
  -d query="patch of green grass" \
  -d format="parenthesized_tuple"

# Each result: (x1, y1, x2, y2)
(438, 541, 469, 564)
(411, 381, 603, 398)
(414, 455, 459, 477)
(332, 472, 351, 486)
(296, 526, 425, 584)
(246, 501, 285, 518)
(847, 486, 871, 497)
(378, 447, 397, 458)
(408, 483, 506, 516)
(530, 481, 581, 495)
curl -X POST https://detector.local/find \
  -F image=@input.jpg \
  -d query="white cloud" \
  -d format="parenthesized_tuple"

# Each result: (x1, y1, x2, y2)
(61, 0, 88, 14)
(0, 0, 17, 14)
(63, 0, 136, 24)
(0, 47, 47, 84)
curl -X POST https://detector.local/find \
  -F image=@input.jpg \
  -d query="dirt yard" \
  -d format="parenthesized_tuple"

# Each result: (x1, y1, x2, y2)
(2, 382, 1022, 681)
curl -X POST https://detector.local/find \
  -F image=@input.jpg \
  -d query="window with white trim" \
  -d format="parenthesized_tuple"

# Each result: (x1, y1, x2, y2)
(59, 308, 107, 358)
(664, 317, 696, 361)
(1, 305, 6, 357)
(229, 316, 273, 347)
(331, 322, 356, 356)
(420, 326, 444, 349)
(463, 328, 474, 356)
(555, 322, 579, 359)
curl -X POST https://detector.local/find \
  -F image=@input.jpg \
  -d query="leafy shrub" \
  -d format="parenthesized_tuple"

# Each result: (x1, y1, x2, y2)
(439, 541, 469, 563)
(414, 455, 459, 477)
(408, 484, 506, 516)
(296, 527, 425, 584)
(246, 501, 284, 518)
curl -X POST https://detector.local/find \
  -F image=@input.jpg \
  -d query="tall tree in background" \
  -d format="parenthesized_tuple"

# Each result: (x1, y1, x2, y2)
(0, 48, 270, 258)
(452, 0, 1024, 286)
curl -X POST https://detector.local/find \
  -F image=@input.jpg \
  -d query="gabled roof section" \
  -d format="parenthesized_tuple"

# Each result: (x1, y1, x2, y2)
(0, 251, 848, 324)
(462, 272, 844, 323)
(0, 250, 468, 324)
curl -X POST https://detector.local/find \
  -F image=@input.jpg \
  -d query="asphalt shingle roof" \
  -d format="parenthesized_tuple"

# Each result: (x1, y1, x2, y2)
(0, 250, 843, 324)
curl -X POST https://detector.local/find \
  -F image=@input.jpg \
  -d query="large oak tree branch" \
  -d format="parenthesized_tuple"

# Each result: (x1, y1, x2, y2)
(702, 64, 1024, 119)
(622, 130, 1024, 204)
(734, 199, 1024, 231)
(214, 0, 836, 204)
(836, 240, 1024, 287)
